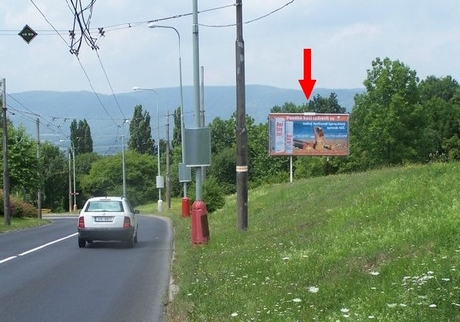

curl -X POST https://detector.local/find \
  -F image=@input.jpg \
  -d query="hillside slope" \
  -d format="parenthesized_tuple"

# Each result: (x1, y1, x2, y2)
(166, 163, 460, 321)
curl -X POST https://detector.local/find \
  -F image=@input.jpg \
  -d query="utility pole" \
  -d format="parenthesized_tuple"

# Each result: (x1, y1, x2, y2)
(68, 151, 72, 213)
(192, 0, 203, 201)
(72, 145, 76, 211)
(1, 78, 11, 225)
(36, 118, 42, 219)
(200, 66, 206, 182)
(236, 0, 248, 231)
(166, 110, 171, 209)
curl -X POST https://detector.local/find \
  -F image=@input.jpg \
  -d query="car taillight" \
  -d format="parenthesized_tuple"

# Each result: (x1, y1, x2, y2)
(123, 216, 131, 228)
(78, 216, 85, 228)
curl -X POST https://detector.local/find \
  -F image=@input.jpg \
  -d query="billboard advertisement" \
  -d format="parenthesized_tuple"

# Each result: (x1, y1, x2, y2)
(269, 113, 349, 156)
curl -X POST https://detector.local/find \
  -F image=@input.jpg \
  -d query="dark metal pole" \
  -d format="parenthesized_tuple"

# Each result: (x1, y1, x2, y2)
(68, 152, 72, 213)
(2, 78, 11, 225)
(37, 118, 42, 219)
(236, 0, 248, 231)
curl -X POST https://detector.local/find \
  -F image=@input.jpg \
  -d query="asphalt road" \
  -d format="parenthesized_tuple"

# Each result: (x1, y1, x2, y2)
(0, 215, 173, 322)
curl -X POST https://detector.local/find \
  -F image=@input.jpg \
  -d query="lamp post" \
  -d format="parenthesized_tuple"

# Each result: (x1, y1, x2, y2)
(132, 87, 163, 212)
(121, 119, 129, 197)
(60, 139, 76, 212)
(72, 144, 76, 211)
(148, 24, 189, 201)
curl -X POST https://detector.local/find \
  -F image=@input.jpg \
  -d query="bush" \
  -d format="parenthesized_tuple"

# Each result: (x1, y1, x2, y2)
(0, 190, 38, 218)
(188, 176, 226, 213)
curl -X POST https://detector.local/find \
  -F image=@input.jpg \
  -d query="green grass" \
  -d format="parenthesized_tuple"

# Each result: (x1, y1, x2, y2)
(158, 163, 460, 321)
(0, 217, 50, 233)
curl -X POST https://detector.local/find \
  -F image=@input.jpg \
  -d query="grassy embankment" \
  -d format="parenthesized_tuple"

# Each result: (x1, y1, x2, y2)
(135, 162, 460, 321)
(0, 217, 49, 233)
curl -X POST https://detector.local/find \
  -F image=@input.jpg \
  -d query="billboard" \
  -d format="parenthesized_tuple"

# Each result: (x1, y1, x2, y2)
(269, 113, 349, 156)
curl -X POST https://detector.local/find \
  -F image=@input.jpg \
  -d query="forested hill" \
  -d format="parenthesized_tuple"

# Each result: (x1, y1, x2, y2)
(8, 85, 363, 154)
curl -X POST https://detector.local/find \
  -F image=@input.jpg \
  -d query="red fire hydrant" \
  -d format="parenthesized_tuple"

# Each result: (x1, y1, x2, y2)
(182, 197, 190, 217)
(191, 200, 210, 245)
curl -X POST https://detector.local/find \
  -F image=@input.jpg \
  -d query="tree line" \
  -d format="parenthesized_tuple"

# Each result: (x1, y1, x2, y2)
(1, 57, 460, 213)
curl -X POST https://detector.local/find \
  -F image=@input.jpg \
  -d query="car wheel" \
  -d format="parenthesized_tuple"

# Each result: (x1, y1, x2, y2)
(134, 233, 138, 244)
(78, 237, 86, 248)
(126, 233, 135, 248)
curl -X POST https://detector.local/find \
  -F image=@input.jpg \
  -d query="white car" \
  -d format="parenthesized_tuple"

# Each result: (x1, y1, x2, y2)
(77, 196, 139, 248)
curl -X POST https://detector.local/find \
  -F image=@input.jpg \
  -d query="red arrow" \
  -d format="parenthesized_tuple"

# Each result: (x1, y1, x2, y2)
(298, 48, 316, 100)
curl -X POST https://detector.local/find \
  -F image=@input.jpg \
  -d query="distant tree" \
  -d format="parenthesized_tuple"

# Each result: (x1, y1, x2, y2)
(171, 106, 182, 149)
(74, 152, 101, 207)
(270, 94, 345, 114)
(128, 105, 154, 155)
(248, 121, 290, 184)
(209, 116, 236, 154)
(40, 141, 68, 210)
(350, 57, 421, 168)
(419, 75, 459, 102)
(80, 150, 156, 206)
(271, 102, 307, 113)
(418, 76, 460, 161)
(70, 119, 93, 154)
(0, 125, 38, 200)
(308, 93, 346, 113)
(208, 147, 236, 194)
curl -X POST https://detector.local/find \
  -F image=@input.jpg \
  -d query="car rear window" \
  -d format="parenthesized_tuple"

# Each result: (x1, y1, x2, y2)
(85, 201, 124, 212)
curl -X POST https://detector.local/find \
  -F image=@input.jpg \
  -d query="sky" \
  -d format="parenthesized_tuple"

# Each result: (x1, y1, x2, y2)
(1, 0, 460, 96)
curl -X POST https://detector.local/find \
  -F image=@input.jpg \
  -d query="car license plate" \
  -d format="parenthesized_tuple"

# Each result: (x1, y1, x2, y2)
(94, 216, 114, 222)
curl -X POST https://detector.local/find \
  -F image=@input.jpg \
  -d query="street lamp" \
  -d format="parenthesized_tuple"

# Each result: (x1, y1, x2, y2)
(60, 139, 77, 212)
(132, 87, 164, 212)
(148, 24, 189, 200)
(120, 119, 129, 197)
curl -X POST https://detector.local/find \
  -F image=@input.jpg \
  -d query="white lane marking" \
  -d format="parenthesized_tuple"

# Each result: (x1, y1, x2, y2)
(0, 233, 78, 264)
(0, 256, 18, 264)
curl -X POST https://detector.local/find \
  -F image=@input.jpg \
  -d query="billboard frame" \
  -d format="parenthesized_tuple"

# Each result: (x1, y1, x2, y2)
(269, 113, 349, 157)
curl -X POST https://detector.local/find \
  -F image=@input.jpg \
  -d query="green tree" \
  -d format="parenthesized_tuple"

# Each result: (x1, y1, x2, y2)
(248, 121, 290, 185)
(40, 141, 68, 211)
(418, 76, 460, 161)
(70, 119, 93, 154)
(171, 106, 182, 149)
(271, 102, 307, 113)
(0, 125, 38, 199)
(74, 152, 101, 208)
(419, 75, 459, 102)
(80, 150, 156, 206)
(350, 57, 421, 168)
(209, 116, 236, 154)
(308, 93, 346, 113)
(128, 105, 154, 155)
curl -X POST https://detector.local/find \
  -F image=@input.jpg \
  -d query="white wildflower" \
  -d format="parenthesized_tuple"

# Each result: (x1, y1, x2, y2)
(308, 286, 319, 293)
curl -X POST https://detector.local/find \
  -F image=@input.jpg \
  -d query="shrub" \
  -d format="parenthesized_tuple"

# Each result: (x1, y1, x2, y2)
(188, 176, 226, 213)
(0, 189, 38, 218)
